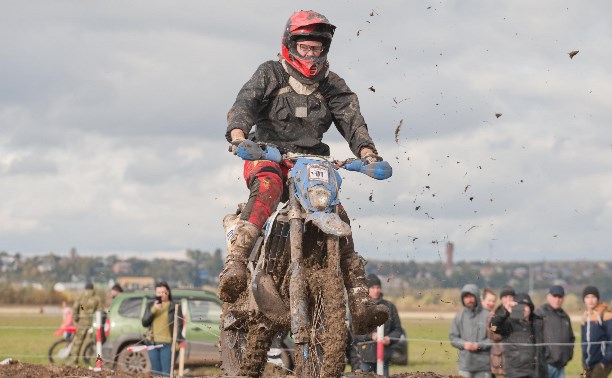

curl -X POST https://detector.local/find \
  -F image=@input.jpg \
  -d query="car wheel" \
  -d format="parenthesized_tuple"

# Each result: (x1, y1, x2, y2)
(117, 345, 151, 373)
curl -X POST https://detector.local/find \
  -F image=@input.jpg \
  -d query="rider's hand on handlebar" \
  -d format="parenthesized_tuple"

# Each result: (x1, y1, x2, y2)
(229, 137, 246, 154)
(361, 151, 383, 165)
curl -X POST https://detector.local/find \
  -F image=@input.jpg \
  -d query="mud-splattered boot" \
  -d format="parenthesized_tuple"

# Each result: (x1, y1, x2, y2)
(218, 219, 260, 303)
(340, 240, 389, 334)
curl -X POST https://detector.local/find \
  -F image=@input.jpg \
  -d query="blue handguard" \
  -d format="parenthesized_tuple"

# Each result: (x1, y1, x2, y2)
(342, 159, 393, 180)
(236, 140, 282, 162)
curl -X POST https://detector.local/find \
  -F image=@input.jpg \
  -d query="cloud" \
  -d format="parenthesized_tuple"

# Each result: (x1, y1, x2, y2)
(1, 1, 611, 261)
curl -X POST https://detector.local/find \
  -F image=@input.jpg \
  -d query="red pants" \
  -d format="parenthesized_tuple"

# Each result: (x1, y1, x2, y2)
(240, 160, 288, 228)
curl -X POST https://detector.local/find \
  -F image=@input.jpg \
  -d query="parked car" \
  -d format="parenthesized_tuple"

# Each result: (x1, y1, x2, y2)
(101, 289, 223, 373)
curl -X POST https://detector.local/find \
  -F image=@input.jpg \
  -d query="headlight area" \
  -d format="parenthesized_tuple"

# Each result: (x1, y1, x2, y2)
(307, 186, 332, 211)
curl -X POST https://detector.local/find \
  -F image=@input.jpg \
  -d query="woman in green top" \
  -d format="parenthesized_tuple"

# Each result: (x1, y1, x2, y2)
(142, 281, 183, 376)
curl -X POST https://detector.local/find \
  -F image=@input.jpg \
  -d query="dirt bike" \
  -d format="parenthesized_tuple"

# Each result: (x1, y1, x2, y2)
(48, 325, 96, 365)
(219, 142, 392, 378)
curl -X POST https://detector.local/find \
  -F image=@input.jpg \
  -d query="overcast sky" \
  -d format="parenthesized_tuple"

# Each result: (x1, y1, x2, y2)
(1, 1, 611, 262)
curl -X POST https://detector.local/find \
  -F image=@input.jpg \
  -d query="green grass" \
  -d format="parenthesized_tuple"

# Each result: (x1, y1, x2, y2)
(390, 316, 584, 377)
(0, 314, 585, 377)
(0, 314, 62, 364)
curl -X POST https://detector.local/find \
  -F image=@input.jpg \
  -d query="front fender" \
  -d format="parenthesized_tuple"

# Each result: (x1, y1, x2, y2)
(305, 212, 351, 237)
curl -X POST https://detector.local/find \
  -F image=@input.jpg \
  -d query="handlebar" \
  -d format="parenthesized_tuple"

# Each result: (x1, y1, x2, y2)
(232, 141, 392, 180)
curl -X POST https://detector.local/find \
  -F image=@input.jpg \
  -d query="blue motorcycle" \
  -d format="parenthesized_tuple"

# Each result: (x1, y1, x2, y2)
(220, 142, 392, 377)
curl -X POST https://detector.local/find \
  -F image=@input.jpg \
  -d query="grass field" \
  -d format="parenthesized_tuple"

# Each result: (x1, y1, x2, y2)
(0, 313, 586, 377)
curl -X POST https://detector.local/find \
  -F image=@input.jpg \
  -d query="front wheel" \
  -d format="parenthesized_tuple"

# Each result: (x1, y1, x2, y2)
(294, 270, 347, 378)
(48, 339, 72, 364)
(116, 344, 151, 373)
(81, 341, 95, 365)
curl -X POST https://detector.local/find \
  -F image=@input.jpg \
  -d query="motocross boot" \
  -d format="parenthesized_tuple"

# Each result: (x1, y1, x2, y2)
(341, 248, 389, 335)
(336, 205, 388, 334)
(218, 219, 260, 303)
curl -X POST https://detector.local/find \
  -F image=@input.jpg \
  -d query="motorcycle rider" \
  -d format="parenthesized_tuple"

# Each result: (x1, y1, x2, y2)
(221, 10, 388, 334)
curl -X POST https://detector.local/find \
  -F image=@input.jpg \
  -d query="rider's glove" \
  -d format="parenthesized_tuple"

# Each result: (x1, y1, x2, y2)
(233, 139, 282, 162)
(361, 152, 383, 165)
(229, 137, 246, 154)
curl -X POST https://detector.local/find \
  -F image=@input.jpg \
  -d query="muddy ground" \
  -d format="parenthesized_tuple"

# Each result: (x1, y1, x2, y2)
(0, 360, 452, 378)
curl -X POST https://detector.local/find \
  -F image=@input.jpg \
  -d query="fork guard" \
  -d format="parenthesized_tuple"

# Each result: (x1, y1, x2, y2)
(252, 269, 290, 327)
(305, 211, 352, 237)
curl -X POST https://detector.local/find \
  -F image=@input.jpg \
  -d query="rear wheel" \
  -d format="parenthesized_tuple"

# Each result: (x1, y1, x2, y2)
(220, 326, 247, 376)
(48, 339, 72, 364)
(220, 317, 275, 377)
(294, 270, 347, 378)
(117, 344, 151, 373)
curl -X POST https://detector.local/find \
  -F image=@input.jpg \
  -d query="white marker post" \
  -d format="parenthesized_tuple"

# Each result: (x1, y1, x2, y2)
(376, 324, 384, 376)
(95, 311, 103, 363)
(169, 304, 179, 378)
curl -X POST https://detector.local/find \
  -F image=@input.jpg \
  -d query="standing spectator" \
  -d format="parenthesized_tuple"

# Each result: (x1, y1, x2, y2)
(581, 286, 612, 378)
(490, 292, 547, 378)
(535, 285, 575, 378)
(141, 281, 183, 377)
(110, 283, 123, 300)
(489, 286, 515, 378)
(345, 324, 361, 372)
(354, 274, 403, 377)
(60, 300, 75, 339)
(70, 283, 101, 364)
(482, 288, 497, 312)
(449, 284, 492, 378)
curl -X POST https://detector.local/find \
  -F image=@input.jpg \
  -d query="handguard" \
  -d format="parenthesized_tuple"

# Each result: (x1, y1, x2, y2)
(342, 159, 393, 180)
(235, 140, 282, 162)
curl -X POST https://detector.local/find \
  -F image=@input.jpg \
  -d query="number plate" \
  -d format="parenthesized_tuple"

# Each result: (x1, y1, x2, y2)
(308, 165, 329, 183)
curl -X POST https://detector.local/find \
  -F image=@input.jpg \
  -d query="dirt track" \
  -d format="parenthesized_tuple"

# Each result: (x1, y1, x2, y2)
(0, 360, 453, 378)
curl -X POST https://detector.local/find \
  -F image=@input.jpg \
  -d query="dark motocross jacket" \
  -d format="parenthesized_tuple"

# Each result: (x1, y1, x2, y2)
(226, 59, 377, 157)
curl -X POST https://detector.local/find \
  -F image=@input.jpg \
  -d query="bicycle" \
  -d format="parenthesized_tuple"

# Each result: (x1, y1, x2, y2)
(48, 325, 96, 365)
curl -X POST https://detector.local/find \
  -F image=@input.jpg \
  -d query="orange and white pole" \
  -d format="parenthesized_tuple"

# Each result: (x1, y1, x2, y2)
(95, 311, 103, 362)
(376, 324, 384, 376)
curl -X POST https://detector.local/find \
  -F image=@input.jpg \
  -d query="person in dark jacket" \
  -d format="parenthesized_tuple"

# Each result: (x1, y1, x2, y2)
(220, 10, 388, 336)
(450, 284, 492, 378)
(491, 292, 547, 378)
(580, 286, 612, 378)
(534, 285, 575, 378)
(488, 286, 515, 378)
(141, 281, 183, 377)
(354, 274, 403, 377)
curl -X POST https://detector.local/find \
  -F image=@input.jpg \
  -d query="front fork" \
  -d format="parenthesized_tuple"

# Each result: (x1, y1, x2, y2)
(287, 178, 342, 346)
(288, 179, 309, 345)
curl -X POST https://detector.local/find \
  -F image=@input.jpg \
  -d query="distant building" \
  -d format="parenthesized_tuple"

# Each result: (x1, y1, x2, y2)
(116, 276, 155, 291)
(112, 261, 132, 275)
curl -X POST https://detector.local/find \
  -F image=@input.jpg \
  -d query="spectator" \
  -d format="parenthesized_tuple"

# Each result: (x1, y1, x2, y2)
(535, 285, 575, 378)
(345, 324, 361, 372)
(354, 274, 403, 377)
(70, 282, 101, 364)
(482, 288, 497, 312)
(60, 300, 74, 339)
(580, 286, 612, 378)
(490, 292, 547, 378)
(141, 281, 183, 377)
(110, 283, 123, 300)
(489, 286, 515, 378)
(450, 283, 492, 378)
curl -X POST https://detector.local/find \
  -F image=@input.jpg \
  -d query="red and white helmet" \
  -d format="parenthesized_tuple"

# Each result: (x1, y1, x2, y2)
(281, 10, 336, 79)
